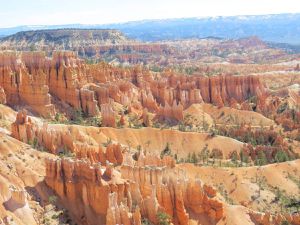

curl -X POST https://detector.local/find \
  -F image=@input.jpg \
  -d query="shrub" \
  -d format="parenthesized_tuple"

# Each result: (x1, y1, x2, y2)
(178, 122, 187, 132)
(199, 144, 209, 164)
(210, 148, 223, 159)
(160, 143, 171, 159)
(71, 108, 84, 124)
(54, 112, 64, 122)
(103, 138, 112, 147)
(281, 220, 290, 225)
(32, 137, 38, 149)
(210, 148, 223, 165)
(275, 150, 290, 163)
(191, 152, 198, 164)
(51, 214, 59, 219)
(86, 116, 101, 127)
(239, 150, 249, 164)
(142, 218, 153, 225)
(48, 195, 57, 205)
(157, 211, 171, 225)
(229, 150, 238, 165)
(58, 146, 75, 158)
(255, 151, 268, 166)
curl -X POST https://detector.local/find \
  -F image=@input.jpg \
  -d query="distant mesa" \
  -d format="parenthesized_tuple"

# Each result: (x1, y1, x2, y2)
(0, 29, 173, 61)
(0, 28, 133, 47)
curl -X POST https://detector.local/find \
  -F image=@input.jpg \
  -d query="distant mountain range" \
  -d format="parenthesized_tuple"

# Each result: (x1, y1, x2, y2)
(1, 13, 300, 44)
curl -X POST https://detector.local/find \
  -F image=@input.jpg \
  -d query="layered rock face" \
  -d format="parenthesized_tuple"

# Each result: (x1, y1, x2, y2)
(0, 51, 55, 116)
(49, 51, 91, 109)
(7, 188, 28, 207)
(45, 158, 140, 225)
(101, 103, 117, 127)
(136, 151, 175, 168)
(157, 100, 184, 122)
(1, 50, 266, 123)
(120, 165, 223, 224)
(11, 110, 126, 164)
(11, 110, 33, 143)
(106, 192, 142, 225)
(98, 43, 173, 64)
(76, 143, 124, 165)
(45, 151, 224, 225)
(31, 120, 223, 225)
(150, 73, 265, 108)
(0, 51, 95, 117)
(0, 29, 174, 63)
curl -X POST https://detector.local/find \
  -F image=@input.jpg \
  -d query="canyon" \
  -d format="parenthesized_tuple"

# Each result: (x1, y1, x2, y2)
(0, 29, 299, 225)
(0, 51, 267, 122)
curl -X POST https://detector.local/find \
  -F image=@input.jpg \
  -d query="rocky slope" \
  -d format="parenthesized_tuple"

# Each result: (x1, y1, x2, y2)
(1, 29, 295, 65)
(0, 51, 267, 124)
(44, 154, 224, 225)
(0, 47, 299, 225)
(11, 110, 243, 159)
(5, 110, 300, 225)
(0, 29, 173, 62)
(180, 161, 300, 224)
(0, 29, 132, 49)
(0, 133, 57, 225)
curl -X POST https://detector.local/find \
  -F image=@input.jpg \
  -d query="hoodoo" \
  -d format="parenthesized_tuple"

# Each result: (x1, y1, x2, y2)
(1, 10, 300, 225)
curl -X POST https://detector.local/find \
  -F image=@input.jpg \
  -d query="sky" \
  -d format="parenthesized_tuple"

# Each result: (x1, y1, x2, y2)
(0, 0, 300, 28)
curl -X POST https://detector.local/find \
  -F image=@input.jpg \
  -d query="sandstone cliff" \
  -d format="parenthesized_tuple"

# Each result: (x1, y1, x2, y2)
(45, 157, 139, 225)
(1, 51, 266, 124)
(0, 51, 55, 117)
(45, 152, 224, 225)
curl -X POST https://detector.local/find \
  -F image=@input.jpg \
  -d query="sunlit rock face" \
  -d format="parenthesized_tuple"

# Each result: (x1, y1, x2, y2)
(0, 51, 55, 117)
(0, 50, 266, 123)
(44, 148, 224, 225)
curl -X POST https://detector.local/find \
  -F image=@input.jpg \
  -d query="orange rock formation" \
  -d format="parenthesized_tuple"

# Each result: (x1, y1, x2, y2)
(45, 152, 224, 225)
(1, 51, 266, 124)
(0, 51, 55, 117)
(45, 158, 139, 225)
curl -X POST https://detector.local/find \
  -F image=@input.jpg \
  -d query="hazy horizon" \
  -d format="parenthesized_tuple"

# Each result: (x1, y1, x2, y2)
(2, 12, 300, 29)
(1, 0, 300, 28)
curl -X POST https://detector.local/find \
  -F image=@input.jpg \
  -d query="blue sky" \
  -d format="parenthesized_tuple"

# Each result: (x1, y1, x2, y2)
(0, 0, 300, 28)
